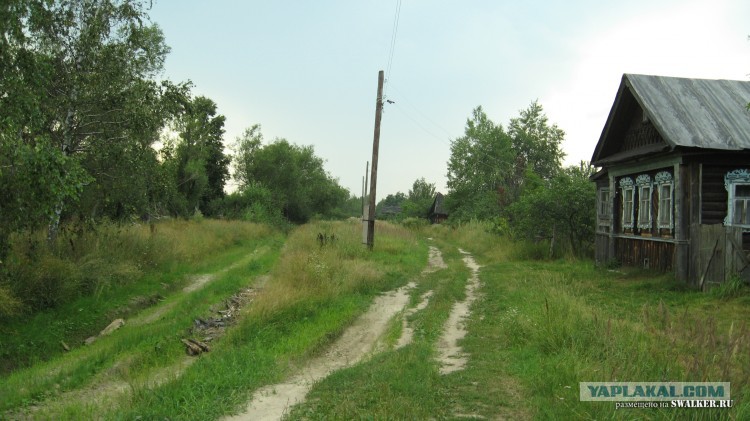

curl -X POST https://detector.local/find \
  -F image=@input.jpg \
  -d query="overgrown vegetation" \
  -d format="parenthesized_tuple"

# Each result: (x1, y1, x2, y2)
(0, 219, 279, 372)
(279, 223, 749, 419)
(0, 219, 426, 419)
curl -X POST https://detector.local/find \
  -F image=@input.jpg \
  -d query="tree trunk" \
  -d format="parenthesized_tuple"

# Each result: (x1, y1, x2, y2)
(549, 224, 556, 259)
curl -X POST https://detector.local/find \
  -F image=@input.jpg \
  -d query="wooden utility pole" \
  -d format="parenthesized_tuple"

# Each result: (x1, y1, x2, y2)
(365, 70, 384, 249)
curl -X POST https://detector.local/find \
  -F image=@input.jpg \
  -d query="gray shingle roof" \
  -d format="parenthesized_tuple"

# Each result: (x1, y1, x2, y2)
(592, 74, 750, 165)
(627, 74, 750, 150)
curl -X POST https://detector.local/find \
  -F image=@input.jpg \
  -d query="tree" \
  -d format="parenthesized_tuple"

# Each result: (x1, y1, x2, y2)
(402, 178, 436, 219)
(508, 100, 565, 185)
(173, 96, 229, 215)
(508, 162, 596, 257)
(0, 0, 186, 249)
(233, 128, 348, 223)
(446, 103, 567, 223)
(446, 106, 514, 221)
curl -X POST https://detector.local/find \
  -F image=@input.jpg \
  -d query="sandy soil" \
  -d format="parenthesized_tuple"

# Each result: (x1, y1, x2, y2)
(224, 282, 416, 421)
(436, 248, 481, 375)
(225, 245, 454, 420)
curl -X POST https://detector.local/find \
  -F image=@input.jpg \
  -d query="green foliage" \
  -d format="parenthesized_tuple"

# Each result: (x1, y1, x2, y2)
(401, 217, 429, 231)
(507, 100, 566, 181)
(446, 106, 514, 221)
(376, 192, 407, 220)
(446, 102, 566, 224)
(508, 162, 596, 257)
(232, 127, 347, 223)
(402, 177, 436, 219)
(0, 133, 91, 257)
(330, 194, 366, 220)
(0, 0, 194, 241)
(214, 183, 287, 227)
(172, 96, 229, 216)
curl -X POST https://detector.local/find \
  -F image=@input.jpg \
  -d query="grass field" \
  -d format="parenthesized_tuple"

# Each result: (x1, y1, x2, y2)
(286, 223, 750, 420)
(2, 219, 748, 420)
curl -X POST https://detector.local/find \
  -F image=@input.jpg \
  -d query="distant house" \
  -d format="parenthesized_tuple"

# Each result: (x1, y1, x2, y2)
(429, 193, 448, 224)
(378, 204, 402, 220)
(591, 74, 750, 288)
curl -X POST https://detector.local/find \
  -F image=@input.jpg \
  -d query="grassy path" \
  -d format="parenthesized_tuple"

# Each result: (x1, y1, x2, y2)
(6, 220, 750, 419)
(286, 225, 750, 420)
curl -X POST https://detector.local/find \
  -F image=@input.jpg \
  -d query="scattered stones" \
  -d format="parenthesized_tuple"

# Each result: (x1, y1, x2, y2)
(184, 287, 258, 355)
(100, 318, 125, 336)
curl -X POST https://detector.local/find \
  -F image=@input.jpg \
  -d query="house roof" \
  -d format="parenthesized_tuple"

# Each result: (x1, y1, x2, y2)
(429, 192, 447, 216)
(592, 74, 750, 165)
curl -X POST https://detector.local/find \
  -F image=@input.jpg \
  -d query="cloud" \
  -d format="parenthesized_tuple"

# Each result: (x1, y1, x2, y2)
(541, 0, 750, 167)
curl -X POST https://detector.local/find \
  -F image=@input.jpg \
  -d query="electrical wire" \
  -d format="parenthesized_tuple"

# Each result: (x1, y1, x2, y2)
(384, 0, 401, 98)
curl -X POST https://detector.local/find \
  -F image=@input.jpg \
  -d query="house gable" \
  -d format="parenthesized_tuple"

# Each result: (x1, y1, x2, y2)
(591, 75, 670, 166)
(592, 74, 750, 167)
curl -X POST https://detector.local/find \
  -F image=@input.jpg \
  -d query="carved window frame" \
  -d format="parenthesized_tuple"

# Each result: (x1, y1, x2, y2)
(620, 177, 635, 230)
(654, 171, 674, 230)
(636, 174, 653, 230)
(725, 169, 750, 229)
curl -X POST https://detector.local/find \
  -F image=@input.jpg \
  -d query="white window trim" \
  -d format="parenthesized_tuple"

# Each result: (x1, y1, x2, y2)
(654, 171, 674, 230)
(620, 177, 635, 230)
(636, 174, 653, 230)
(725, 169, 750, 229)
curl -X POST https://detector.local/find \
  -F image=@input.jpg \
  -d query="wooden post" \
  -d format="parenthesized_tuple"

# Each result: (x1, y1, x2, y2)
(366, 70, 384, 249)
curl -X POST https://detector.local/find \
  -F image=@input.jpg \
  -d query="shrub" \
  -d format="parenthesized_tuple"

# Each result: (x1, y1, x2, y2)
(401, 217, 429, 231)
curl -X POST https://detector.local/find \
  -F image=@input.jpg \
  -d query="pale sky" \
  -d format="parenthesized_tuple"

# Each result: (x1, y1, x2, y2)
(149, 0, 750, 198)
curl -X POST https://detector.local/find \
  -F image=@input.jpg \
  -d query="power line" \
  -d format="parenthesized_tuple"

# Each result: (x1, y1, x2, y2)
(384, 0, 401, 98)
(388, 82, 454, 139)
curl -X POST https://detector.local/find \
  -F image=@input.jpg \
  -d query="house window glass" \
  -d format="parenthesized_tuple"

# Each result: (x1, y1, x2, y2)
(620, 177, 634, 230)
(733, 185, 750, 225)
(623, 189, 634, 226)
(636, 174, 653, 230)
(659, 184, 672, 226)
(598, 189, 611, 219)
(639, 186, 652, 226)
(655, 171, 674, 230)
(724, 169, 750, 229)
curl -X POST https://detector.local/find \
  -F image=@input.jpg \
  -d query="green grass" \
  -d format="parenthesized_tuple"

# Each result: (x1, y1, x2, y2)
(7, 220, 749, 420)
(0, 219, 283, 417)
(287, 224, 750, 420)
(0, 219, 428, 420)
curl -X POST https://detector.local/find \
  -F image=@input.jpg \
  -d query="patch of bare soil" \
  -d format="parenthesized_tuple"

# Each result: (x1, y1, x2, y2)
(423, 245, 448, 273)
(224, 282, 416, 421)
(436, 248, 481, 375)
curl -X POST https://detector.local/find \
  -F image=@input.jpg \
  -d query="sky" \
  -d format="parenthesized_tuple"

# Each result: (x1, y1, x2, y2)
(148, 0, 750, 198)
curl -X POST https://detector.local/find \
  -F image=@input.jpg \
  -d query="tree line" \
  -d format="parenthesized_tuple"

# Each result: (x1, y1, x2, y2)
(0, 0, 349, 260)
(378, 101, 596, 257)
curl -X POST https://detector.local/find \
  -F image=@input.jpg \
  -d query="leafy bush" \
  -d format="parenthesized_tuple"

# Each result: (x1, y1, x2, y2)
(401, 217, 429, 231)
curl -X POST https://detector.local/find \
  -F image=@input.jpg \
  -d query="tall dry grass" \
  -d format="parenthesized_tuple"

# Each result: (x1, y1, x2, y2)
(0, 219, 275, 315)
(247, 220, 420, 320)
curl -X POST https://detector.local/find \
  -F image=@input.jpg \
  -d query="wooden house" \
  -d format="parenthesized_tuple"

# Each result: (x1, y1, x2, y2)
(591, 74, 750, 288)
(429, 193, 448, 224)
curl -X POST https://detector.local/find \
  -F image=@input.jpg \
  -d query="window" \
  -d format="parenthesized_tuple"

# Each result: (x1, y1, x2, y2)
(725, 169, 750, 229)
(636, 174, 652, 230)
(598, 188, 611, 219)
(597, 188, 611, 234)
(620, 177, 634, 230)
(654, 171, 674, 230)
(733, 186, 750, 225)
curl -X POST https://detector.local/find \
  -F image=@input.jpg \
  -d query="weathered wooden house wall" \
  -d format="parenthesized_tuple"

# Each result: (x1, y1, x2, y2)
(591, 74, 750, 288)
